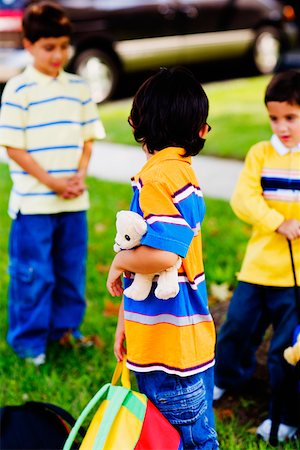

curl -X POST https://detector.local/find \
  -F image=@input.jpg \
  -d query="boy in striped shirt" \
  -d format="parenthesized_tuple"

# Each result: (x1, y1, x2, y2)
(0, 1, 105, 365)
(214, 70, 300, 443)
(107, 67, 219, 449)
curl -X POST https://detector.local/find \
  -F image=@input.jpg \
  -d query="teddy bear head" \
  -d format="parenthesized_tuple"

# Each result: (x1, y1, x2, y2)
(114, 210, 147, 252)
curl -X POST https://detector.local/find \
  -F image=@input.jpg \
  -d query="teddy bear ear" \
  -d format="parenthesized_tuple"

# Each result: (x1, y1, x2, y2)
(116, 210, 128, 221)
(134, 217, 147, 235)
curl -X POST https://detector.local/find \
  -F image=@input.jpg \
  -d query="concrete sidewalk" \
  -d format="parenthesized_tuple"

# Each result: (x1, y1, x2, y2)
(89, 141, 243, 200)
(0, 141, 243, 200)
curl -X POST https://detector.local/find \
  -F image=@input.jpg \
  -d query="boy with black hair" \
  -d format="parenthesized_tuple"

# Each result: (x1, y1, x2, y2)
(0, 1, 105, 365)
(214, 70, 300, 443)
(107, 66, 219, 449)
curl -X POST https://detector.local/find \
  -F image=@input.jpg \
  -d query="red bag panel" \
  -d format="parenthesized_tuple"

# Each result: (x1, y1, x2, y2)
(135, 400, 183, 450)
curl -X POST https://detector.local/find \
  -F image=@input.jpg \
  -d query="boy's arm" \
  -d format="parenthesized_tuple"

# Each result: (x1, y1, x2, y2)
(63, 140, 93, 198)
(6, 147, 71, 196)
(77, 140, 93, 177)
(114, 298, 126, 362)
(107, 246, 179, 297)
(276, 219, 300, 240)
(230, 145, 285, 233)
(231, 153, 300, 240)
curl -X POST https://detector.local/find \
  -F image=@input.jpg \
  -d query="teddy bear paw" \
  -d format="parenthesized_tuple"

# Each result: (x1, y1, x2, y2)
(124, 285, 149, 301)
(155, 285, 179, 300)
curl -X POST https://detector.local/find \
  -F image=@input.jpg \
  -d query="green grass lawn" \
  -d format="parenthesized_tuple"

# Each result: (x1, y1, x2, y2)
(1, 162, 298, 449)
(0, 73, 296, 449)
(99, 74, 273, 160)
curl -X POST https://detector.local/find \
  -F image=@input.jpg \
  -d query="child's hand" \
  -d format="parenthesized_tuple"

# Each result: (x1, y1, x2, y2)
(107, 260, 124, 297)
(114, 326, 126, 362)
(69, 172, 86, 191)
(61, 173, 86, 199)
(107, 254, 125, 297)
(49, 175, 84, 198)
(49, 177, 71, 196)
(276, 219, 300, 240)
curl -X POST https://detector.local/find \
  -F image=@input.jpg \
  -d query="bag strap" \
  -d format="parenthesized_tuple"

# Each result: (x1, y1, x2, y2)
(92, 386, 131, 450)
(63, 359, 131, 450)
(111, 357, 131, 389)
(63, 383, 111, 450)
(288, 239, 300, 321)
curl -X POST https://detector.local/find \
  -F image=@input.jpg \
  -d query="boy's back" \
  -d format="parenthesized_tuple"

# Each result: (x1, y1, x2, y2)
(107, 66, 219, 448)
(127, 146, 215, 375)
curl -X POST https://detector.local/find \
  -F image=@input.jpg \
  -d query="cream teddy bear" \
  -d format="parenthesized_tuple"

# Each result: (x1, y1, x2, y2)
(113, 210, 182, 301)
(284, 333, 300, 366)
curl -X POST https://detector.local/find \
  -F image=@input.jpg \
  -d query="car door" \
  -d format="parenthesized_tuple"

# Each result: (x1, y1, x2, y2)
(63, 0, 182, 70)
(106, 0, 184, 71)
(174, 0, 256, 63)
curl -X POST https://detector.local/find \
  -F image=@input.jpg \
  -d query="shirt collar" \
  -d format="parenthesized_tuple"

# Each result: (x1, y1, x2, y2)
(24, 65, 69, 86)
(271, 134, 300, 155)
(136, 147, 191, 178)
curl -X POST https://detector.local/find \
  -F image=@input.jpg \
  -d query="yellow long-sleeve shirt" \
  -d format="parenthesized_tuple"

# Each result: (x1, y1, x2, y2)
(231, 139, 300, 287)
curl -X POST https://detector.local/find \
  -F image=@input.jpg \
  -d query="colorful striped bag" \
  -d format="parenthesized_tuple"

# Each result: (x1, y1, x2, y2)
(63, 358, 183, 450)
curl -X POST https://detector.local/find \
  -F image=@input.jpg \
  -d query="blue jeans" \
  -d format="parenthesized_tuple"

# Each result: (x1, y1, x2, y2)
(135, 368, 219, 449)
(215, 281, 299, 426)
(7, 211, 87, 358)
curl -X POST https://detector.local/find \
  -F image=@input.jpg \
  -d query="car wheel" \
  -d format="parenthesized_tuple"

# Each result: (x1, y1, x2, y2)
(252, 27, 282, 74)
(72, 48, 120, 104)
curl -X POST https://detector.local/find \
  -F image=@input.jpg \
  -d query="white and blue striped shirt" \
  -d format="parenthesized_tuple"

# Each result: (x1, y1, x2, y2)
(0, 65, 105, 218)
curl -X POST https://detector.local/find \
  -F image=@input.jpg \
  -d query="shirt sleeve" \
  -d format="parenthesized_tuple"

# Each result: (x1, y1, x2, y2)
(230, 143, 284, 232)
(80, 82, 106, 141)
(0, 80, 27, 149)
(139, 180, 194, 257)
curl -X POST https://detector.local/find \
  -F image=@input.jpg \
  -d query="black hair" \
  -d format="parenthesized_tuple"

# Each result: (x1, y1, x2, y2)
(264, 70, 300, 106)
(129, 66, 209, 156)
(22, 1, 72, 43)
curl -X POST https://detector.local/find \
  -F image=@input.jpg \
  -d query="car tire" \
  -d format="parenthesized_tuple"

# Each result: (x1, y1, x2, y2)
(252, 27, 282, 74)
(71, 48, 120, 104)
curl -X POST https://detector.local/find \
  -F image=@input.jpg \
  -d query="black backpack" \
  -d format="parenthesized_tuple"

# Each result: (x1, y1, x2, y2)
(0, 401, 86, 450)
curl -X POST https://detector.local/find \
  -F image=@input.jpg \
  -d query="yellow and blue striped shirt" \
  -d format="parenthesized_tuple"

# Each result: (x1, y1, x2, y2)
(231, 137, 300, 286)
(124, 147, 216, 376)
(0, 65, 105, 218)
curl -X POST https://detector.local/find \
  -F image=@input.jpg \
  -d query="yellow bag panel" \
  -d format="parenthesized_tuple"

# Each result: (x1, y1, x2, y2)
(80, 392, 146, 450)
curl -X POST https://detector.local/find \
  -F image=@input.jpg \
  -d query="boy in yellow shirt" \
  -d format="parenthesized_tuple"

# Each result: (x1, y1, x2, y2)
(214, 70, 300, 443)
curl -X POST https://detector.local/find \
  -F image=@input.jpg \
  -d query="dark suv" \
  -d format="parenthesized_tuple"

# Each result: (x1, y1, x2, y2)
(0, 0, 298, 103)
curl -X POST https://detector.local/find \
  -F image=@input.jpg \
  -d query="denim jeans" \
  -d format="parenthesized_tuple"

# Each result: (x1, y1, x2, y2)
(215, 281, 299, 426)
(135, 367, 219, 449)
(7, 211, 87, 358)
